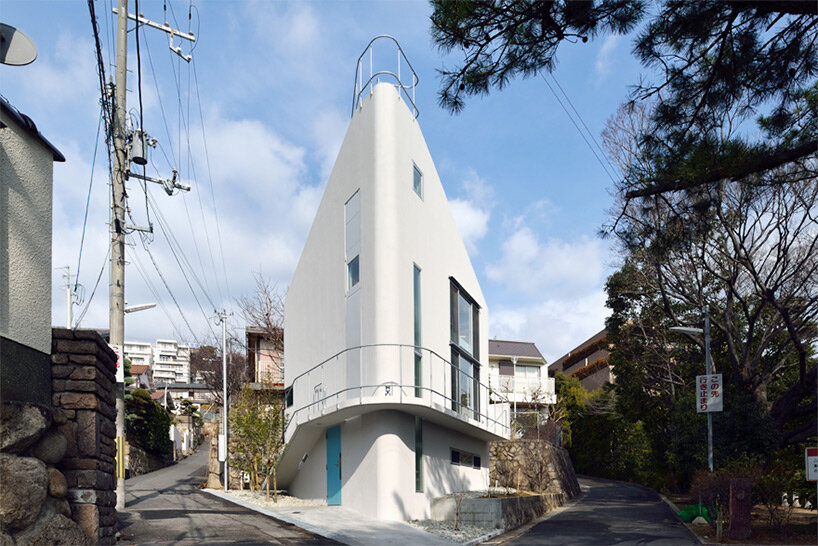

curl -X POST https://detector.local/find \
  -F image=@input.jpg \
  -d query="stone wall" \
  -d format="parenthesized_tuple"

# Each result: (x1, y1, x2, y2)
(50, 328, 117, 545)
(0, 402, 90, 545)
(490, 439, 581, 499)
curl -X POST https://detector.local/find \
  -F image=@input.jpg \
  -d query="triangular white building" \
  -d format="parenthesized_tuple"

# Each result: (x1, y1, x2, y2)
(280, 38, 509, 521)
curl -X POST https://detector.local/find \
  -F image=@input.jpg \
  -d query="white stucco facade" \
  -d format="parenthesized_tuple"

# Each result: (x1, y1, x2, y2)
(0, 101, 59, 354)
(282, 82, 508, 521)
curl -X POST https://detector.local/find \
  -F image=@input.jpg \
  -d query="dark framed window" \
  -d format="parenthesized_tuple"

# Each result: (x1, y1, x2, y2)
(413, 163, 423, 199)
(415, 417, 423, 492)
(450, 279, 480, 419)
(413, 265, 422, 397)
(450, 448, 481, 469)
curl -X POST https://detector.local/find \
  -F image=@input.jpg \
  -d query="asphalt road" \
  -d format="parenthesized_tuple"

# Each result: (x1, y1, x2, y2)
(117, 442, 335, 545)
(497, 476, 697, 546)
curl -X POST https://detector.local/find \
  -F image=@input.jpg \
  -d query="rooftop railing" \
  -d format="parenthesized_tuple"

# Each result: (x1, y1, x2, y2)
(351, 35, 419, 119)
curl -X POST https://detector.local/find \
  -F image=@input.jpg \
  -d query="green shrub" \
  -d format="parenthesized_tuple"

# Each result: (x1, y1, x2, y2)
(125, 388, 172, 454)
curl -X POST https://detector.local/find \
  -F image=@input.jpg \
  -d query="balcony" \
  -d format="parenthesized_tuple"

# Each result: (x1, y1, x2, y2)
(285, 344, 510, 443)
(488, 374, 556, 405)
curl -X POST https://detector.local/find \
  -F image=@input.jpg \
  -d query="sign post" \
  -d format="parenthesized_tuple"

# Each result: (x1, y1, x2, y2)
(696, 374, 723, 413)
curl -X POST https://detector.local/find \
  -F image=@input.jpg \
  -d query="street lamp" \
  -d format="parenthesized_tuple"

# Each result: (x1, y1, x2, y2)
(670, 307, 715, 472)
(124, 303, 156, 314)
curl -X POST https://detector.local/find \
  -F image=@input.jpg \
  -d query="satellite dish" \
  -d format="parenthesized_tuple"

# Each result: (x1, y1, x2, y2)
(0, 23, 38, 66)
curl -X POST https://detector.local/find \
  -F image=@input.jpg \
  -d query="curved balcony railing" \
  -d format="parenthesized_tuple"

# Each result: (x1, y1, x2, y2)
(351, 35, 419, 119)
(284, 343, 509, 439)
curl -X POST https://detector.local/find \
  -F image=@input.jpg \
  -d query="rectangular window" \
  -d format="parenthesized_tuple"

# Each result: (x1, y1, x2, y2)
(413, 163, 423, 199)
(345, 191, 361, 293)
(413, 265, 422, 397)
(450, 279, 480, 419)
(415, 417, 423, 492)
(499, 361, 514, 376)
(450, 448, 481, 469)
(347, 255, 360, 289)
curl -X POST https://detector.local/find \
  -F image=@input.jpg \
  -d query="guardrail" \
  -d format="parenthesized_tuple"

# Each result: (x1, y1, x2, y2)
(284, 343, 509, 439)
(351, 35, 419, 119)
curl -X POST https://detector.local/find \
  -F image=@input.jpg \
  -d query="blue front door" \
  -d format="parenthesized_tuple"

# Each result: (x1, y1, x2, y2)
(326, 426, 342, 505)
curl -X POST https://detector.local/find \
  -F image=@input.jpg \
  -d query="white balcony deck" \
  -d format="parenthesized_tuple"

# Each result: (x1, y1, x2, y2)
(488, 374, 556, 405)
(278, 344, 510, 487)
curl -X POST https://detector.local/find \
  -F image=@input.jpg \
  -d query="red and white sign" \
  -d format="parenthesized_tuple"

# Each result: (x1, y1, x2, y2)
(110, 344, 124, 383)
(696, 374, 723, 413)
(806, 447, 818, 482)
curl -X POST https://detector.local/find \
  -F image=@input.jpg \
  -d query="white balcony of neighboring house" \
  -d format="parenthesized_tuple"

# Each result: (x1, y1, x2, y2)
(488, 372, 556, 405)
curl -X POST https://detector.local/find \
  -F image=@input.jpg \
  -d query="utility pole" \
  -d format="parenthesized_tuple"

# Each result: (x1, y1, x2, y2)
(58, 266, 73, 328)
(111, 0, 129, 512)
(704, 307, 714, 473)
(109, 0, 194, 511)
(216, 310, 230, 491)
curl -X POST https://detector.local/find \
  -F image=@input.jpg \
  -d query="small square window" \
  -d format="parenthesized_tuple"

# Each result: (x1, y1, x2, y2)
(348, 255, 360, 289)
(450, 449, 460, 465)
(473, 456, 481, 469)
(413, 164, 423, 199)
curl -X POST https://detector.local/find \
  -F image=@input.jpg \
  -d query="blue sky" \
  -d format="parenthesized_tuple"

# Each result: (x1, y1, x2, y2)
(2, 1, 648, 363)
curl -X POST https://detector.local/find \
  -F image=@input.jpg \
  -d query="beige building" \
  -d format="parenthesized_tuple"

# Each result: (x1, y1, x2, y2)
(548, 329, 613, 391)
(246, 326, 283, 385)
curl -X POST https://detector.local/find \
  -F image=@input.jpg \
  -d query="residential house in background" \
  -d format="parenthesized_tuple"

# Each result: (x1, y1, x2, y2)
(129, 363, 154, 390)
(279, 38, 509, 522)
(0, 94, 65, 405)
(548, 329, 612, 391)
(488, 339, 555, 408)
(246, 326, 284, 386)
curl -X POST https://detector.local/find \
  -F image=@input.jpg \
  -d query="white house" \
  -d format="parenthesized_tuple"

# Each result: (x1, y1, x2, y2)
(488, 339, 556, 407)
(280, 37, 509, 521)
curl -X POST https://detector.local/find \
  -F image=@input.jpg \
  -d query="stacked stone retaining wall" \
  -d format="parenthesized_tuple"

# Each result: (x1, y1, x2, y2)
(50, 328, 117, 544)
(490, 439, 581, 499)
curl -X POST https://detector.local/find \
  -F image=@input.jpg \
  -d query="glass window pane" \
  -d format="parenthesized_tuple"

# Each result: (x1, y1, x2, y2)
(348, 255, 359, 289)
(413, 164, 423, 198)
(458, 294, 472, 354)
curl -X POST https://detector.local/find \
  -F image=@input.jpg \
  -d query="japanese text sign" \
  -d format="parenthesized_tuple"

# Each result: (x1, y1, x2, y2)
(696, 374, 722, 413)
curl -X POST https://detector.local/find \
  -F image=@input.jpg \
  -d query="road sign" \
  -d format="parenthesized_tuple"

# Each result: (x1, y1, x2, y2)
(696, 374, 723, 413)
(806, 447, 818, 481)
(110, 344, 124, 383)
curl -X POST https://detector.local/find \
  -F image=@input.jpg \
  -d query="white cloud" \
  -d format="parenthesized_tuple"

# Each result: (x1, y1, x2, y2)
(486, 228, 604, 298)
(450, 170, 494, 255)
(490, 290, 609, 363)
(594, 34, 620, 82)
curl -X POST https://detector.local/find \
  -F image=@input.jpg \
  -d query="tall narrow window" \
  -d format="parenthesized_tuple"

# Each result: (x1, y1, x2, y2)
(345, 191, 360, 292)
(414, 417, 423, 492)
(412, 164, 423, 199)
(450, 279, 480, 419)
(413, 265, 422, 397)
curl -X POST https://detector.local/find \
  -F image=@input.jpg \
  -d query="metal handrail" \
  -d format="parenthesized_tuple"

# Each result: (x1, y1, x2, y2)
(351, 35, 419, 118)
(284, 343, 510, 438)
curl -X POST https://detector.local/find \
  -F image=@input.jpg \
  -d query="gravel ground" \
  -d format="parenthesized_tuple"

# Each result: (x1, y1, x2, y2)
(224, 489, 322, 508)
(406, 519, 496, 543)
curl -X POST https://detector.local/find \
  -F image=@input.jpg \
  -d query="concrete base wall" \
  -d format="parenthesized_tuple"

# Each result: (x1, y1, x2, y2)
(288, 410, 491, 521)
(431, 492, 567, 529)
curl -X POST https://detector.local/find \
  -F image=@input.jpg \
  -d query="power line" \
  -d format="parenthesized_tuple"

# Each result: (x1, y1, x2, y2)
(549, 74, 623, 180)
(73, 247, 110, 328)
(75, 106, 104, 292)
(540, 73, 619, 186)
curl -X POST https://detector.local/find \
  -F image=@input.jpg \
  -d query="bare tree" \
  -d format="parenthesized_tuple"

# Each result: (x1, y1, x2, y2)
(237, 272, 285, 383)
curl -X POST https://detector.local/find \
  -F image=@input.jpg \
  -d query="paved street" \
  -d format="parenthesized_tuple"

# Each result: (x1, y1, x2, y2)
(117, 442, 335, 545)
(494, 476, 697, 545)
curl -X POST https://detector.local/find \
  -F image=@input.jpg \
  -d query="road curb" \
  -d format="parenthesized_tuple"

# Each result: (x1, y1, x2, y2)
(659, 494, 706, 545)
(203, 489, 343, 544)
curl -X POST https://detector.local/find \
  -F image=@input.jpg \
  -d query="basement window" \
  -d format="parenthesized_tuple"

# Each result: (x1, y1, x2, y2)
(450, 448, 481, 469)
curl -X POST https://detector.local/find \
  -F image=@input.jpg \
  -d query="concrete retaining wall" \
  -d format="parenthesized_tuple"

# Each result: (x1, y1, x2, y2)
(431, 492, 567, 529)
